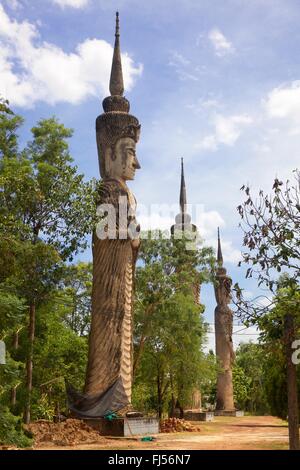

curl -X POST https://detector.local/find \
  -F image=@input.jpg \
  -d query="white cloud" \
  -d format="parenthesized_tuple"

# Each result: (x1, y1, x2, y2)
(0, 5, 142, 107)
(196, 209, 224, 239)
(208, 28, 235, 57)
(52, 0, 89, 8)
(168, 50, 198, 81)
(194, 209, 240, 263)
(215, 114, 252, 145)
(205, 236, 241, 264)
(196, 113, 253, 151)
(169, 50, 190, 67)
(201, 99, 219, 109)
(4, 0, 22, 10)
(136, 203, 224, 237)
(253, 143, 271, 153)
(197, 134, 218, 151)
(220, 240, 241, 264)
(265, 80, 300, 119)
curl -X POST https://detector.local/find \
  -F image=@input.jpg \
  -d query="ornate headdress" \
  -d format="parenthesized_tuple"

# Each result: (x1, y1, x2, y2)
(96, 12, 141, 178)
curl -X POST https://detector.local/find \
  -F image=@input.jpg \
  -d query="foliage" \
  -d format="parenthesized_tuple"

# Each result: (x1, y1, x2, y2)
(235, 171, 300, 321)
(0, 290, 26, 340)
(256, 288, 300, 419)
(133, 231, 215, 416)
(57, 262, 92, 336)
(235, 170, 300, 448)
(199, 350, 218, 407)
(0, 115, 96, 260)
(0, 406, 32, 448)
(0, 274, 31, 447)
(0, 99, 95, 429)
(232, 365, 251, 409)
(233, 342, 269, 413)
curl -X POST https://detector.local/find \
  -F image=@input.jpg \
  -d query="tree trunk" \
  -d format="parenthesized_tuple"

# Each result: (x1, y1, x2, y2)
(10, 387, 17, 407)
(24, 302, 35, 424)
(284, 314, 300, 450)
(10, 331, 19, 407)
(133, 305, 155, 377)
(133, 334, 146, 377)
(170, 393, 176, 417)
(157, 366, 163, 419)
(169, 373, 176, 417)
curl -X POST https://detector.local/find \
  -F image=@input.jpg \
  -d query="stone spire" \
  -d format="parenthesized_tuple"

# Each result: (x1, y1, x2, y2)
(171, 159, 197, 235)
(217, 227, 224, 267)
(109, 11, 124, 96)
(180, 158, 187, 214)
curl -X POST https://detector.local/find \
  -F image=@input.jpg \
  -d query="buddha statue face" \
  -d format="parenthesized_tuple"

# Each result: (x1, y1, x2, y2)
(215, 273, 232, 306)
(105, 137, 141, 181)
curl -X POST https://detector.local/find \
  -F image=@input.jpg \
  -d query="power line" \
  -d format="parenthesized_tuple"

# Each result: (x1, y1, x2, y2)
(207, 332, 259, 336)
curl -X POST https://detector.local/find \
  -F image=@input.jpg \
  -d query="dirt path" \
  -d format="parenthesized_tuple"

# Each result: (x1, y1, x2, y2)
(35, 416, 289, 450)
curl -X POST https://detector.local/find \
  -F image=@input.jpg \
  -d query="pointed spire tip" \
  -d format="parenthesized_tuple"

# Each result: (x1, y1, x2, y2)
(115, 11, 120, 37)
(180, 157, 187, 214)
(217, 227, 223, 266)
(109, 11, 124, 96)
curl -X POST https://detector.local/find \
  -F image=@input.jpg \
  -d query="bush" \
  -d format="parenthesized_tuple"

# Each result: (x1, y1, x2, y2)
(0, 406, 32, 448)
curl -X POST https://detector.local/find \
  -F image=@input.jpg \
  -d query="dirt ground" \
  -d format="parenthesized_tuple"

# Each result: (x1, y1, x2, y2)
(34, 416, 289, 450)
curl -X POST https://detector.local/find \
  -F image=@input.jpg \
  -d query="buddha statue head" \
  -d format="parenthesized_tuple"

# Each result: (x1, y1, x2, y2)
(95, 12, 141, 182)
(215, 271, 232, 306)
(100, 135, 141, 181)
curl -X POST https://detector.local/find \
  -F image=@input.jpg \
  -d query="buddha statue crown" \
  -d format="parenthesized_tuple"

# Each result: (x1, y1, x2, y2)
(96, 12, 141, 178)
(171, 159, 197, 236)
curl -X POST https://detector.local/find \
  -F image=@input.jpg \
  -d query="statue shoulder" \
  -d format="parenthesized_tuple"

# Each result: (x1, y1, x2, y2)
(98, 178, 128, 205)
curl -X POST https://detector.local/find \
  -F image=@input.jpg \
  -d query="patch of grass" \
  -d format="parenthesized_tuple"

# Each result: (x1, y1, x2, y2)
(245, 440, 289, 450)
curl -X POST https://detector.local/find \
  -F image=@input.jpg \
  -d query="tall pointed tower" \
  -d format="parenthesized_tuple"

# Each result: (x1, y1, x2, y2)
(171, 158, 197, 236)
(214, 229, 235, 411)
(171, 159, 199, 303)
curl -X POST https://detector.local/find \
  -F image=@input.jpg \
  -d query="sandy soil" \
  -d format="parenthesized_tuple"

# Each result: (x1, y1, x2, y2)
(34, 416, 289, 450)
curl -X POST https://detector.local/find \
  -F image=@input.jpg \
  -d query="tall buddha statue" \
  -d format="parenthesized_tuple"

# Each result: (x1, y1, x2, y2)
(67, 12, 141, 417)
(214, 228, 235, 411)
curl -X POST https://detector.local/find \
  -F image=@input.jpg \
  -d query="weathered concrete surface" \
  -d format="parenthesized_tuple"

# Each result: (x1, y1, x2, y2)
(214, 229, 235, 411)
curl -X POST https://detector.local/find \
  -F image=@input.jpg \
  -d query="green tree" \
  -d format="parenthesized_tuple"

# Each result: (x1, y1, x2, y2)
(56, 262, 92, 336)
(30, 297, 88, 420)
(233, 342, 269, 413)
(236, 171, 300, 449)
(0, 97, 23, 160)
(257, 288, 300, 420)
(232, 365, 250, 410)
(133, 231, 215, 417)
(0, 289, 31, 447)
(0, 102, 96, 423)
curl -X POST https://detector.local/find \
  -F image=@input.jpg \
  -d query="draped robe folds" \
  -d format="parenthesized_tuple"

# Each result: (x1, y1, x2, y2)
(67, 178, 139, 417)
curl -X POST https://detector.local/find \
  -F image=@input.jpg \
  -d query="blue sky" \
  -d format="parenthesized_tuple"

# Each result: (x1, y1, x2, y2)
(1, 0, 300, 349)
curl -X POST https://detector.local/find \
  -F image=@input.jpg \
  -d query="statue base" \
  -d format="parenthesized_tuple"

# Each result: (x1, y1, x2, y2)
(214, 410, 244, 417)
(83, 416, 159, 437)
(183, 410, 214, 422)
